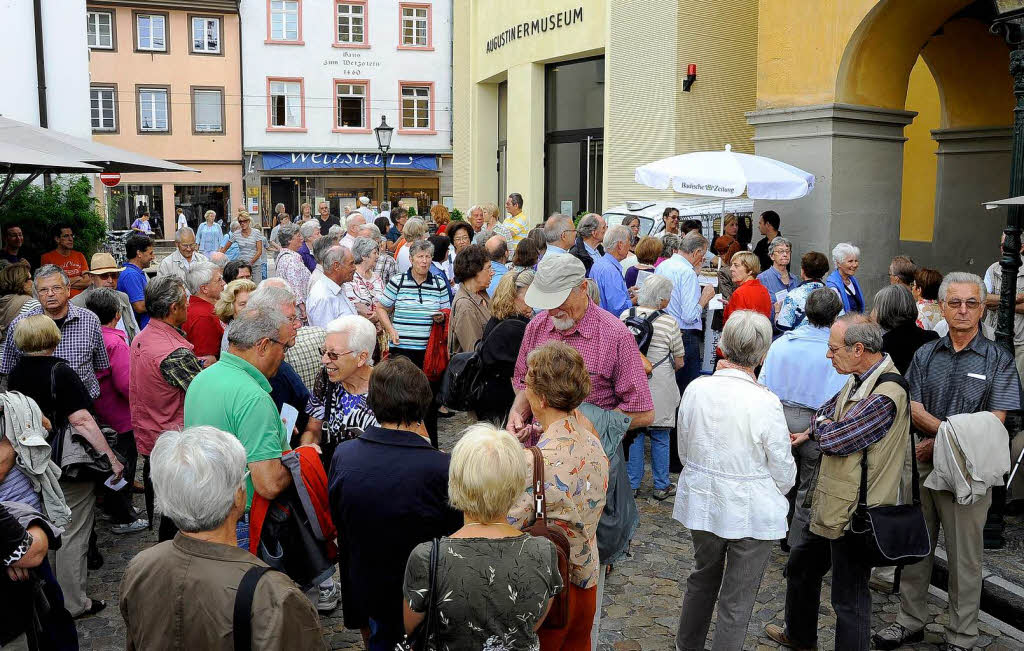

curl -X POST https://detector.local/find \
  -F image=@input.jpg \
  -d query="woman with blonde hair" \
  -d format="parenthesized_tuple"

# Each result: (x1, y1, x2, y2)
(507, 342, 608, 650)
(403, 423, 562, 648)
(711, 213, 742, 265)
(196, 210, 223, 257)
(215, 278, 256, 352)
(722, 251, 772, 326)
(429, 204, 451, 234)
(395, 217, 428, 274)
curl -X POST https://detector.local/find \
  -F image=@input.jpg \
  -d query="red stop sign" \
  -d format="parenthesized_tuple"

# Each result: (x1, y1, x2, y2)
(99, 172, 121, 187)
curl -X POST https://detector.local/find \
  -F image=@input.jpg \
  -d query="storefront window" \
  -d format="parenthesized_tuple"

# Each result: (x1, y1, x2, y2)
(174, 184, 230, 231)
(114, 184, 164, 237)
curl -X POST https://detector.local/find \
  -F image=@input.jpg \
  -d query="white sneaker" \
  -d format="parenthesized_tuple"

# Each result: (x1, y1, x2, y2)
(111, 518, 149, 535)
(317, 581, 339, 613)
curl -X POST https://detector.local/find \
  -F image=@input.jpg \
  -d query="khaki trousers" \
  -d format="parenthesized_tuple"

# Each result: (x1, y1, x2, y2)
(896, 471, 991, 649)
(48, 479, 95, 617)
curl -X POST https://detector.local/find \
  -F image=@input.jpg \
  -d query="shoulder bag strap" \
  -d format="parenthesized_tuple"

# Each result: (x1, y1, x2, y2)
(529, 446, 547, 525)
(859, 373, 921, 507)
(233, 566, 271, 651)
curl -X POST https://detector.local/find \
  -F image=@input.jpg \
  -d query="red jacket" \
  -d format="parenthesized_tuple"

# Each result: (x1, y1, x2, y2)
(182, 295, 224, 360)
(722, 278, 773, 326)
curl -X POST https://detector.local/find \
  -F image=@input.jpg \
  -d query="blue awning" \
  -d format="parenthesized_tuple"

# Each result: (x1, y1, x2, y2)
(261, 152, 438, 172)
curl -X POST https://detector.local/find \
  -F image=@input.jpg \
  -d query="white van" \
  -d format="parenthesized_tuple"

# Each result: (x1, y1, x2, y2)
(603, 198, 754, 243)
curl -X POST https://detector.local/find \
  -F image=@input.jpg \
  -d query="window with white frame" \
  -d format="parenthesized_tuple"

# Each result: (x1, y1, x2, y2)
(269, 80, 302, 128)
(269, 0, 299, 41)
(138, 88, 169, 131)
(192, 17, 220, 53)
(336, 83, 366, 128)
(90, 87, 116, 131)
(193, 89, 223, 133)
(401, 85, 430, 129)
(87, 11, 113, 49)
(401, 5, 428, 47)
(336, 3, 365, 45)
(136, 13, 166, 51)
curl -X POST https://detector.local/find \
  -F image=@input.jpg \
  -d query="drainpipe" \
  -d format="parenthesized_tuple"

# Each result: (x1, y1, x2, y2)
(237, 2, 246, 215)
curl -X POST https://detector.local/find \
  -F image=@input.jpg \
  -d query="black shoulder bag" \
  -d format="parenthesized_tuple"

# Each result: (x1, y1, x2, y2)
(395, 539, 440, 651)
(848, 373, 931, 567)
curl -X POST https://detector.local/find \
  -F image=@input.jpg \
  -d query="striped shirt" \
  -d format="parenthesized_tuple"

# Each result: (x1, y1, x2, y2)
(495, 212, 531, 249)
(907, 330, 1020, 422)
(379, 270, 452, 351)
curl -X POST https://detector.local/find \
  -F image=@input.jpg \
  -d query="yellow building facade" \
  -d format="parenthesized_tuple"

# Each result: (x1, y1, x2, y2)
(454, 0, 1016, 296)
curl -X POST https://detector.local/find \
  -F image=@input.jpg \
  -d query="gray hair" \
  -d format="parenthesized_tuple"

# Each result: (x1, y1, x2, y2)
(602, 224, 631, 251)
(661, 233, 683, 256)
(636, 274, 674, 309)
(276, 222, 300, 247)
(313, 236, 336, 265)
(299, 220, 320, 240)
(719, 310, 773, 367)
(832, 242, 860, 266)
(350, 237, 377, 264)
(145, 275, 187, 319)
(768, 236, 792, 257)
(409, 239, 434, 259)
(324, 245, 351, 270)
(185, 261, 219, 296)
(175, 226, 196, 243)
(938, 271, 987, 303)
(227, 305, 290, 349)
(680, 231, 709, 255)
(33, 264, 69, 288)
(325, 314, 376, 363)
(403, 217, 428, 241)
(150, 426, 247, 533)
(577, 213, 602, 239)
(838, 313, 884, 353)
(584, 278, 601, 304)
(328, 224, 344, 241)
(360, 223, 382, 240)
(229, 220, 240, 232)
(804, 287, 843, 328)
(209, 251, 228, 268)
(274, 202, 285, 213)
(247, 283, 296, 313)
(873, 284, 918, 331)
(543, 214, 573, 244)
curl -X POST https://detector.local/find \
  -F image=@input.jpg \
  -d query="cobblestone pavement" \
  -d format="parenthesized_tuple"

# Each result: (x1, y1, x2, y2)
(76, 412, 1024, 650)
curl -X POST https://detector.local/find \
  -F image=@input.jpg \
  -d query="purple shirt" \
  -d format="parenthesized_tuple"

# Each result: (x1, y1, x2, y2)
(513, 300, 654, 414)
(298, 242, 316, 271)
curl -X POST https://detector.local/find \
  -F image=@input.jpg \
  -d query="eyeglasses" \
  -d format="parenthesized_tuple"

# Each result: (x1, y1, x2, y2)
(945, 299, 982, 310)
(37, 286, 66, 295)
(178, 243, 197, 250)
(319, 347, 354, 361)
(826, 343, 852, 355)
(96, 272, 118, 280)
(265, 337, 291, 350)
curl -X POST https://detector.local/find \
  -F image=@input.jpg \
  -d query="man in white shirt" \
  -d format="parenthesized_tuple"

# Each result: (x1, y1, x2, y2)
(357, 196, 375, 222)
(306, 245, 357, 327)
(340, 214, 365, 249)
(157, 227, 208, 283)
(542, 213, 576, 257)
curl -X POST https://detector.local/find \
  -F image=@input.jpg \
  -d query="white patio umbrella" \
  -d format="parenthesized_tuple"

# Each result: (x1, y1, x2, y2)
(634, 144, 815, 200)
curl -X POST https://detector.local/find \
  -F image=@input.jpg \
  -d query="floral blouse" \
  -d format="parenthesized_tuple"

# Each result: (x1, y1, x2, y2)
(777, 280, 829, 330)
(507, 417, 609, 588)
(917, 299, 943, 331)
(344, 269, 385, 314)
(403, 536, 562, 651)
(276, 248, 311, 308)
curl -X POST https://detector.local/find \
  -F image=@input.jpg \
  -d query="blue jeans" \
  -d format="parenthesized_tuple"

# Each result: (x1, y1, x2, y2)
(627, 427, 670, 490)
(235, 512, 250, 550)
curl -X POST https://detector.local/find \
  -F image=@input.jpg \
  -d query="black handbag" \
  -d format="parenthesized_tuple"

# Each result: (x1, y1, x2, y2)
(848, 373, 931, 567)
(47, 363, 121, 481)
(395, 539, 440, 651)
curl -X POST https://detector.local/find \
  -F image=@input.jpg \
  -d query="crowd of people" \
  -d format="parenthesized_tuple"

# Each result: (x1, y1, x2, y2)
(0, 196, 1021, 651)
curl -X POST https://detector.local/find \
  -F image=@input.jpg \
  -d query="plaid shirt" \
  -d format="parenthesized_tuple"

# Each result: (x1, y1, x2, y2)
(375, 250, 396, 283)
(160, 347, 204, 393)
(1, 304, 109, 399)
(285, 326, 326, 393)
(812, 358, 896, 456)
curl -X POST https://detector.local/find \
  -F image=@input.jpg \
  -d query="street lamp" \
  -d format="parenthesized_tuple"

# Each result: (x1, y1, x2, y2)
(986, 0, 1024, 548)
(374, 115, 394, 213)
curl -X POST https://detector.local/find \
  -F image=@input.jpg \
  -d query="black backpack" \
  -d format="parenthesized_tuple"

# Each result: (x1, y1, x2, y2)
(438, 346, 486, 412)
(623, 308, 663, 356)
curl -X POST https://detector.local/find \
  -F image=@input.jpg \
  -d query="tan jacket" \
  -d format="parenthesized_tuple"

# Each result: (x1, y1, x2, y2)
(120, 533, 326, 650)
(810, 354, 910, 539)
(448, 284, 491, 356)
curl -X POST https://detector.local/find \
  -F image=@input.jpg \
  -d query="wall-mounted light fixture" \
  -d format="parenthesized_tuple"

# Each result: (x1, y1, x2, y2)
(683, 63, 697, 92)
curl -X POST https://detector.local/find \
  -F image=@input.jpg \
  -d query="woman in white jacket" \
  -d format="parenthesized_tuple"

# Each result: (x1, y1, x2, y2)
(672, 309, 796, 651)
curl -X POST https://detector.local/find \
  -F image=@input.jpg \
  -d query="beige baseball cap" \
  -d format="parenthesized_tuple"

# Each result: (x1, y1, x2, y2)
(525, 253, 586, 311)
(87, 252, 125, 274)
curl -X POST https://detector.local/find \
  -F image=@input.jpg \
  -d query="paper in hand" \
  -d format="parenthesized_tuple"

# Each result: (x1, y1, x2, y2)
(104, 474, 128, 491)
(280, 403, 299, 436)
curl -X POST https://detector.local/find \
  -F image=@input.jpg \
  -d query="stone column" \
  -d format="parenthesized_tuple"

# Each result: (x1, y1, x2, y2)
(747, 103, 915, 300)
(505, 62, 545, 225)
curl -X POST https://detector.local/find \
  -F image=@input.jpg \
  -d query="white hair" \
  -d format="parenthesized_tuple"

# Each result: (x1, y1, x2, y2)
(299, 220, 321, 240)
(175, 226, 196, 243)
(247, 283, 296, 312)
(150, 426, 247, 532)
(938, 271, 987, 303)
(227, 305, 289, 349)
(602, 224, 631, 250)
(325, 314, 376, 364)
(832, 242, 860, 266)
(637, 274, 674, 308)
(718, 310, 773, 368)
(186, 261, 218, 296)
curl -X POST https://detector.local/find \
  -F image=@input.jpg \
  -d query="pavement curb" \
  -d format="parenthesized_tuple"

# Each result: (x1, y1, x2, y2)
(931, 547, 1024, 634)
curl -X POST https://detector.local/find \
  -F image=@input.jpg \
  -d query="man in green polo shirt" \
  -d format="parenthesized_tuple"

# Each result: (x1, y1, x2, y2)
(184, 289, 300, 515)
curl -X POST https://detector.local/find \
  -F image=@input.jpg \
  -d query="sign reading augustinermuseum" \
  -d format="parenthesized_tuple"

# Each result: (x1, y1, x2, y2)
(485, 7, 584, 53)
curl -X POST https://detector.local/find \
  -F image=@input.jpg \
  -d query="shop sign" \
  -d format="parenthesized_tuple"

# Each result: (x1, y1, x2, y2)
(261, 152, 438, 172)
(485, 7, 584, 53)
